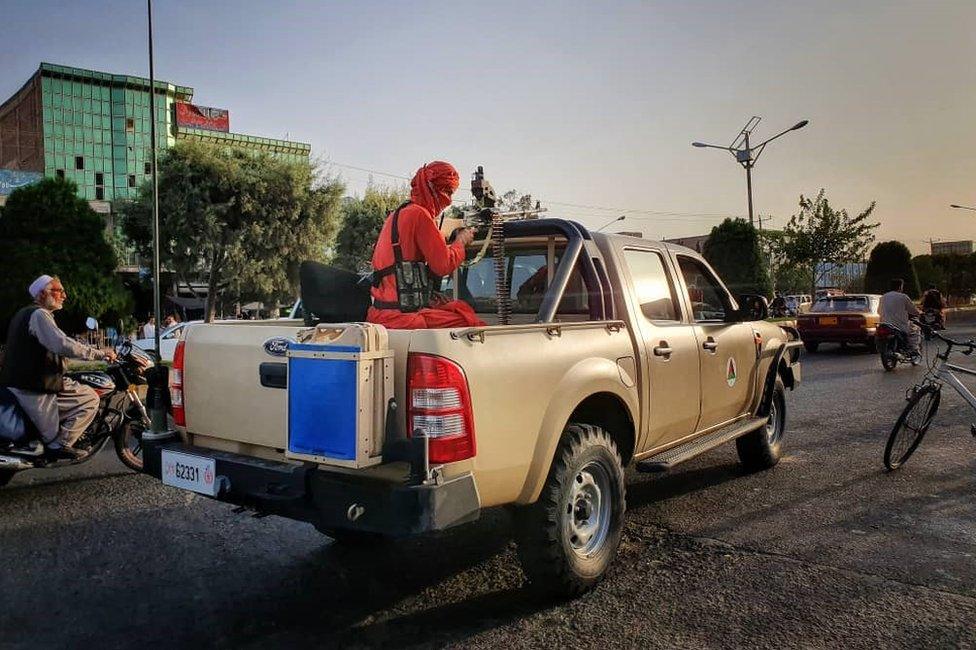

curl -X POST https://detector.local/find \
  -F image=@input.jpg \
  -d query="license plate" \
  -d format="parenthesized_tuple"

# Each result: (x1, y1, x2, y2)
(819, 317, 838, 325)
(161, 450, 217, 497)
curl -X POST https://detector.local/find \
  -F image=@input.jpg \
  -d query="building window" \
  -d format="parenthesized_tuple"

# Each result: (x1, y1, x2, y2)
(74, 156, 84, 170)
(55, 169, 65, 180)
(95, 187, 104, 200)
(144, 162, 152, 175)
(128, 174, 136, 188)
(95, 172, 104, 186)
(126, 118, 134, 132)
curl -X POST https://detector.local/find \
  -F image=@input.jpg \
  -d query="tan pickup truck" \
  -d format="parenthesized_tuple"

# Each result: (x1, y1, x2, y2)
(142, 218, 801, 597)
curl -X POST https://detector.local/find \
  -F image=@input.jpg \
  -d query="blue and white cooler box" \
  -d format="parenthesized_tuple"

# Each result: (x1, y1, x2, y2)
(286, 324, 393, 469)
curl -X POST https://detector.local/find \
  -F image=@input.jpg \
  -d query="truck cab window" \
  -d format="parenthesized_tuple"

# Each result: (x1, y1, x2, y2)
(445, 243, 590, 322)
(677, 256, 733, 322)
(622, 249, 680, 322)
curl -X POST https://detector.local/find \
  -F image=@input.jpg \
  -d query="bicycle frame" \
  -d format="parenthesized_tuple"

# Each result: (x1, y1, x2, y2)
(932, 352, 976, 410)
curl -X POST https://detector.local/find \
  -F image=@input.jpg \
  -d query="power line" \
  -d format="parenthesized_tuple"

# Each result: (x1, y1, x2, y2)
(324, 160, 739, 222)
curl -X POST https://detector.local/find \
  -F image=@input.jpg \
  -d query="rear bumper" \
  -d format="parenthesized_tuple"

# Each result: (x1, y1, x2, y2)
(142, 439, 481, 537)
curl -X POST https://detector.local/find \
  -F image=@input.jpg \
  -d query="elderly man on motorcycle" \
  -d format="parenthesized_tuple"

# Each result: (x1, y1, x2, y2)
(0, 275, 117, 459)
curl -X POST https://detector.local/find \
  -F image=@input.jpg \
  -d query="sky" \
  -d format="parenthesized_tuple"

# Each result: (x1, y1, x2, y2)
(2, 0, 975, 253)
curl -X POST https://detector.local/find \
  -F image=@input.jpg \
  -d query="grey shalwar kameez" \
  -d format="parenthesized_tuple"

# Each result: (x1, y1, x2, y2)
(8, 309, 104, 447)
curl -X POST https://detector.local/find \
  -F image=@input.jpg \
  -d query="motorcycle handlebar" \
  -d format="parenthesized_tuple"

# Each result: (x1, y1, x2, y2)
(910, 317, 976, 353)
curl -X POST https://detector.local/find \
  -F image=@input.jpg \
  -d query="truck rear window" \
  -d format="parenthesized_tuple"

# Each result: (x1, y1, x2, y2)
(443, 244, 589, 321)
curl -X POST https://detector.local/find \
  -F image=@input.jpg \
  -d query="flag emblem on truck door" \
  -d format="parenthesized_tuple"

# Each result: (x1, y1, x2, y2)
(726, 357, 737, 387)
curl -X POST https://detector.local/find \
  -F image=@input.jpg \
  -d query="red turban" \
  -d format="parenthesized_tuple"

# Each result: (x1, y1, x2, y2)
(410, 161, 459, 218)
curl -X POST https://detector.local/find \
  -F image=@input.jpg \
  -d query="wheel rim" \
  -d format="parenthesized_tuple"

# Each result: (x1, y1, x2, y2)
(564, 460, 612, 558)
(765, 397, 781, 444)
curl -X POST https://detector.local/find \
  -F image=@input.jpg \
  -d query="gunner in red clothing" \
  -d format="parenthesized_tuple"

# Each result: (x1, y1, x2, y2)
(367, 161, 486, 329)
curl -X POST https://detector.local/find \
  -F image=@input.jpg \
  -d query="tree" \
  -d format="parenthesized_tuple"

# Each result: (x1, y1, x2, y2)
(119, 141, 344, 322)
(702, 218, 772, 297)
(332, 184, 408, 273)
(912, 254, 945, 293)
(0, 178, 131, 338)
(864, 241, 919, 297)
(777, 190, 878, 296)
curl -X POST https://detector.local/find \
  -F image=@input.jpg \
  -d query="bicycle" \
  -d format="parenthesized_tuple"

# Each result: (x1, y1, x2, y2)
(883, 321, 976, 470)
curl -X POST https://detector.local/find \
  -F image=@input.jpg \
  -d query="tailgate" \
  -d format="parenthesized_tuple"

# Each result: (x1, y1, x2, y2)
(183, 322, 302, 449)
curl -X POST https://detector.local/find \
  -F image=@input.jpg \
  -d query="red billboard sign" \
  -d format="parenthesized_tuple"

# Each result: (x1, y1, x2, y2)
(175, 102, 230, 132)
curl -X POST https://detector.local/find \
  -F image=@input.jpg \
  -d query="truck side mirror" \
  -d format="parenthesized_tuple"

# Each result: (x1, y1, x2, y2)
(736, 295, 769, 322)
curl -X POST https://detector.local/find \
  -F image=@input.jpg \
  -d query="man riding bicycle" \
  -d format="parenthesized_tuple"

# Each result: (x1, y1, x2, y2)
(879, 278, 921, 363)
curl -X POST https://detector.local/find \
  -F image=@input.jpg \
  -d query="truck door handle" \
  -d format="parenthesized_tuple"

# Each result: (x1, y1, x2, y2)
(702, 338, 718, 352)
(653, 342, 673, 357)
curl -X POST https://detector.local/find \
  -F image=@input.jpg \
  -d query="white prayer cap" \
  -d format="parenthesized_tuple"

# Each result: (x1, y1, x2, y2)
(28, 275, 54, 299)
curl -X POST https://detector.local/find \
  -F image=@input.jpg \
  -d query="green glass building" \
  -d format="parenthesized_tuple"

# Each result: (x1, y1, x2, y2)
(0, 62, 311, 206)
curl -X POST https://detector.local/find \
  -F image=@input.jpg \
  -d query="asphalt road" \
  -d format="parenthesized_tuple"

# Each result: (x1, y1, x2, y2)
(4, 326, 976, 649)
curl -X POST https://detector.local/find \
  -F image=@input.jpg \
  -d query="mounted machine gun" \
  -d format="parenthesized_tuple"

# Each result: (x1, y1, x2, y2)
(437, 166, 547, 324)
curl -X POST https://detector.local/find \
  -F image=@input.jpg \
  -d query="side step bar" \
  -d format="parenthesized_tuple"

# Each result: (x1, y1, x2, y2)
(635, 416, 768, 473)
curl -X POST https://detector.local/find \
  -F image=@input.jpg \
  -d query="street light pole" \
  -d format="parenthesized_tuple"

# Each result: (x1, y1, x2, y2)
(743, 132, 754, 225)
(144, 0, 171, 440)
(693, 117, 809, 227)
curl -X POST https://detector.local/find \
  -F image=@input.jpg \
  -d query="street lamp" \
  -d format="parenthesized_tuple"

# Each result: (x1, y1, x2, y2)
(692, 117, 809, 227)
(596, 215, 626, 232)
(950, 204, 976, 212)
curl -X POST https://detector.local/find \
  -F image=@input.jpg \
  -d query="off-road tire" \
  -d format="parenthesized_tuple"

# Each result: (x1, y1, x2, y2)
(736, 377, 786, 471)
(513, 423, 626, 599)
(803, 341, 819, 353)
(0, 470, 15, 487)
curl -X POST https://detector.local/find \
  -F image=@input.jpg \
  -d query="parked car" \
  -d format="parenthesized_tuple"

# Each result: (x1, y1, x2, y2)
(796, 294, 881, 352)
(140, 223, 802, 598)
(134, 321, 199, 362)
(784, 294, 812, 316)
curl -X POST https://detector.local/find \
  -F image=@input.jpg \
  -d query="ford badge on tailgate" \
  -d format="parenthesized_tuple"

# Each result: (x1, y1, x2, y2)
(263, 337, 291, 357)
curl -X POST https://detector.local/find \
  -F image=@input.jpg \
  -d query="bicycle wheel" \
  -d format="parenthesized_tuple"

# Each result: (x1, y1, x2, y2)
(884, 384, 941, 470)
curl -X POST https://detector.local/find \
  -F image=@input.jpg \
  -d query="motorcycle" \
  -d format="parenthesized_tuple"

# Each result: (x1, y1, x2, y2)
(876, 322, 921, 371)
(920, 309, 945, 341)
(0, 340, 153, 487)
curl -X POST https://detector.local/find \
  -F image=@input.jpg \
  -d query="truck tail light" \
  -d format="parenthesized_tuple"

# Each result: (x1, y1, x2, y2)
(407, 353, 476, 464)
(170, 340, 186, 427)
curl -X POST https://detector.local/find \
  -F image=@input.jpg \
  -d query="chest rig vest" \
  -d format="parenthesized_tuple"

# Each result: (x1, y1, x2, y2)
(371, 202, 439, 313)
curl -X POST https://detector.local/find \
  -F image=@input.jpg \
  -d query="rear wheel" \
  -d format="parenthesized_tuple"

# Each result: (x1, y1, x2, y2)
(884, 384, 941, 470)
(513, 423, 625, 598)
(803, 341, 819, 353)
(880, 339, 898, 371)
